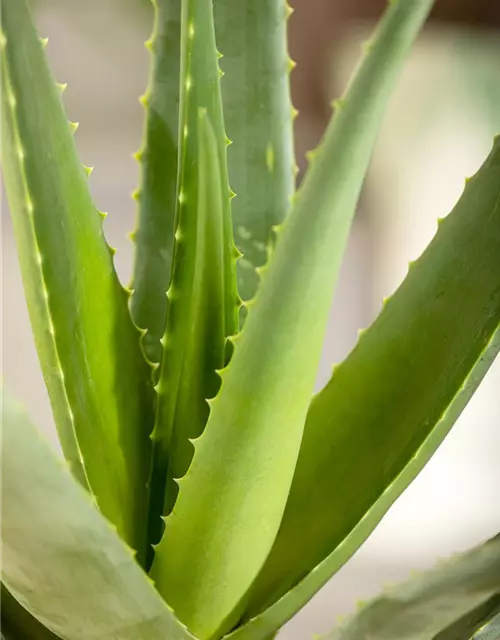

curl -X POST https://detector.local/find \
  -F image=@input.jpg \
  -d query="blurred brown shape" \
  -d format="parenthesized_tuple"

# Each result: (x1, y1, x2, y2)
(289, 0, 500, 169)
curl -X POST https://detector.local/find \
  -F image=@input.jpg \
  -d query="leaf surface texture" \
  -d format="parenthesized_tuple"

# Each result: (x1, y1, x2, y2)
(1, 392, 195, 640)
(1, 0, 154, 558)
(152, 0, 433, 637)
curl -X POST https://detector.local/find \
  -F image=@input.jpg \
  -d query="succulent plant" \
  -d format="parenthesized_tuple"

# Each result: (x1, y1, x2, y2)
(1, 0, 499, 639)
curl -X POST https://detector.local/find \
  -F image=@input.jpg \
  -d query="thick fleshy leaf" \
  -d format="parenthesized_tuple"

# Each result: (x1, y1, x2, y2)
(214, 0, 295, 303)
(1, 0, 154, 559)
(130, 0, 181, 364)
(1, 391, 195, 640)
(317, 535, 500, 640)
(151, 1, 433, 638)
(147, 0, 239, 550)
(435, 594, 500, 640)
(471, 611, 500, 640)
(1, 585, 61, 640)
(243, 137, 500, 619)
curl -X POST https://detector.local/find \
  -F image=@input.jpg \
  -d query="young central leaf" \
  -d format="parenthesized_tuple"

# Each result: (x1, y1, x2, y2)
(147, 0, 238, 552)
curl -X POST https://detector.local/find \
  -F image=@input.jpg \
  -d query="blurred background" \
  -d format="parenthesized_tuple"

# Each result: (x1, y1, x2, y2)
(2, 1, 500, 637)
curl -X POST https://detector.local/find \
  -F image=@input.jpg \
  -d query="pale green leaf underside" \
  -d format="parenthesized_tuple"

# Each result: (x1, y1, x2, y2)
(471, 611, 500, 640)
(435, 594, 500, 640)
(130, 0, 181, 364)
(150, 1, 433, 638)
(322, 535, 500, 640)
(242, 137, 500, 621)
(147, 0, 238, 551)
(214, 0, 295, 303)
(1, 0, 154, 559)
(1, 391, 196, 640)
(1, 585, 62, 640)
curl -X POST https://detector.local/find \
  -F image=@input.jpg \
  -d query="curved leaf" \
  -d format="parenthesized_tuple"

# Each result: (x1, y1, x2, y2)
(214, 0, 296, 303)
(1, 0, 154, 559)
(151, 1, 433, 638)
(1, 585, 61, 640)
(130, 0, 181, 364)
(435, 594, 500, 640)
(472, 611, 500, 640)
(320, 535, 500, 640)
(242, 137, 500, 619)
(1, 391, 195, 640)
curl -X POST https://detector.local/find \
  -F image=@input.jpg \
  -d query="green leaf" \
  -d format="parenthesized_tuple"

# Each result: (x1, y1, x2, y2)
(130, 0, 181, 365)
(318, 535, 500, 640)
(214, 0, 296, 304)
(435, 594, 500, 640)
(241, 137, 500, 622)
(1, 391, 196, 640)
(151, 1, 433, 638)
(471, 611, 500, 640)
(1, 0, 154, 559)
(0, 24, 86, 490)
(146, 0, 239, 550)
(1, 585, 61, 640)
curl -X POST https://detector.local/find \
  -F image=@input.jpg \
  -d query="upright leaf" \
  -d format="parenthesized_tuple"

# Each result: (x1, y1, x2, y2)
(1, 0, 154, 559)
(1, 392, 195, 640)
(152, 1, 433, 638)
(319, 535, 500, 640)
(214, 0, 295, 303)
(130, 0, 181, 364)
(242, 137, 500, 619)
(147, 0, 239, 549)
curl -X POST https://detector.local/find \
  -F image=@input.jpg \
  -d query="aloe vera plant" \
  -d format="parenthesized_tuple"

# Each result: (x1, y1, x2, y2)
(2, 0, 500, 638)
